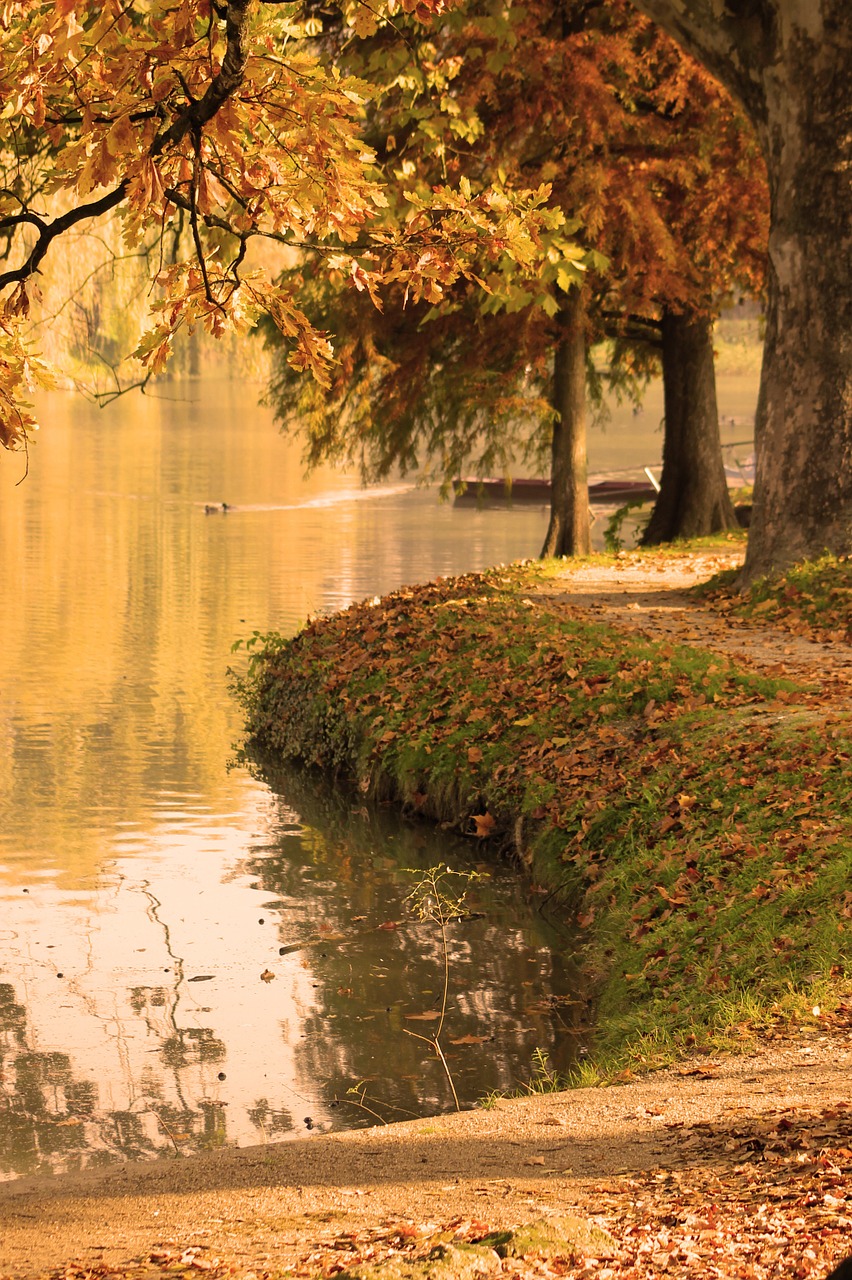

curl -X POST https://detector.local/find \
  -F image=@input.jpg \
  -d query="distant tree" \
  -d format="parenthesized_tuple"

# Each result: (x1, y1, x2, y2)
(266, 0, 767, 555)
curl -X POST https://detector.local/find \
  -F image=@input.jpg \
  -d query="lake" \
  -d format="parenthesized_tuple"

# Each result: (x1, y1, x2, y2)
(0, 372, 757, 1179)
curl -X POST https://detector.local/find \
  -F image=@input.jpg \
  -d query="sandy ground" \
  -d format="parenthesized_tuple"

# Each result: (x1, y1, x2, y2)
(1, 1024, 850, 1277)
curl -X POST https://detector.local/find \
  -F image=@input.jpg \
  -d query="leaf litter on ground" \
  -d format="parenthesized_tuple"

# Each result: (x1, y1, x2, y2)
(236, 556, 851, 1075)
(30, 1095, 852, 1280)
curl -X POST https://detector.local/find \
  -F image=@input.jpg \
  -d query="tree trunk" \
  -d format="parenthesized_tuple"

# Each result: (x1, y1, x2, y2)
(627, 0, 852, 582)
(642, 309, 739, 545)
(540, 288, 591, 558)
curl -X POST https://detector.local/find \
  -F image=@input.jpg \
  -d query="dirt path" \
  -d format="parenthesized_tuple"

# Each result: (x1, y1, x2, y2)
(2, 554, 850, 1280)
(534, 550, 852, 704)
(1, 1018, 851, 1279)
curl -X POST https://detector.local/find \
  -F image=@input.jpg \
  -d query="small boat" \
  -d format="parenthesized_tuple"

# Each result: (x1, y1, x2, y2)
(453, 477, 659, 506)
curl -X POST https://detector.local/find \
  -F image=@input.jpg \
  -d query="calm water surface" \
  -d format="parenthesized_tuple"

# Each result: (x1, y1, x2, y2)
(0, 375, 757, 1180)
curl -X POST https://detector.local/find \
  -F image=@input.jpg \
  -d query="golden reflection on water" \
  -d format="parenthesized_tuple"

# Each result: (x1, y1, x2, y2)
(0, 375, 756, 1179)
(0, 381, 563, 1179)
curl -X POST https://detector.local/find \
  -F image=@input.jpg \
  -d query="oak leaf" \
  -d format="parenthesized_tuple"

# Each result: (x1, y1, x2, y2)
(471, 812, 496, 838)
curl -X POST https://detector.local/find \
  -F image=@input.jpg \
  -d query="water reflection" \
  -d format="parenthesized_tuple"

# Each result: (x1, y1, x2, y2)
(245, 764, 585, 1127)
(0, 770, 582, 1181)
(0, 375, 756, 1181)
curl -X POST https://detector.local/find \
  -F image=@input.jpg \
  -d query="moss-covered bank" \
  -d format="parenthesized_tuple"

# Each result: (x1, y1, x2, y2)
(235, 561, 852, 1077)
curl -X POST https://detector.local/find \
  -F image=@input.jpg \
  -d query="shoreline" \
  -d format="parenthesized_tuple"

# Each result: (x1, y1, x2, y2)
(1, 546, 850, 1278)
(236, 547, 851, 1079)
(2, 1019, 851, 1277)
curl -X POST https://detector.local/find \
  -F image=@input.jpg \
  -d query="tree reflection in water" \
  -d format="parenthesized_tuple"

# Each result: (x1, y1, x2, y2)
(243, 760, 588, 1128)
(0, 765, 588, 1180)
(0, 981, 231, 1178)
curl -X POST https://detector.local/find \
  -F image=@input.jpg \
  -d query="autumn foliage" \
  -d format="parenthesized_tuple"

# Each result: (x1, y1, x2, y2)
(237, 559, 851, 1068)
(265, 0, 767, 495)
(0, 0, 564, 452)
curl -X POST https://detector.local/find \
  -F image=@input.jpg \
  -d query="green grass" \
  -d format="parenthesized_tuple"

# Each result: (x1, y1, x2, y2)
(234, 560, 851, 1080)
(700, 553, 852, 642)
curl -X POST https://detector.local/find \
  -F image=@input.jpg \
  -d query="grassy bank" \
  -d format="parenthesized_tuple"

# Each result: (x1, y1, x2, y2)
(698, 553, 852, 644)
(235, 560, 852, 1080)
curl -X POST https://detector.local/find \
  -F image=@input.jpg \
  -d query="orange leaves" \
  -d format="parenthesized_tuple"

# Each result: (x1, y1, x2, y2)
(0, 0, 597, 442)
(0, 1, 459, 431)
(397, 0, 464, 19)
(0, 306, 56, 451)
(195, 167, 231, 217)
(470, 812, 496, 838)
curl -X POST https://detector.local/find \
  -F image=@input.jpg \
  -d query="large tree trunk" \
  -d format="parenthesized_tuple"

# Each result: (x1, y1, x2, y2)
(541, 288, 591, 558)
(628, 0, 852, 583)
(642, 309, 739, 544)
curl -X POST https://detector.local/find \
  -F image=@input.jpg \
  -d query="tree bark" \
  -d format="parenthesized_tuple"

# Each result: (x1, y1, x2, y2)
(627, 0, 852, 582)
(642, 309, 739, 544)
(541, 288, 591, 558)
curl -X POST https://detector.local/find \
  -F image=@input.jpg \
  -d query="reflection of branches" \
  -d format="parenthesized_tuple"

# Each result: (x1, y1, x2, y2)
(0, 973, 235, 1176)
(139, 882, 192, 1114)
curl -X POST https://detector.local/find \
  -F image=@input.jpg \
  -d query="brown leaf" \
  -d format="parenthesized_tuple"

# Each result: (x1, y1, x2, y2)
(471, 811, 496, 838)
(260, 969, 275, 983)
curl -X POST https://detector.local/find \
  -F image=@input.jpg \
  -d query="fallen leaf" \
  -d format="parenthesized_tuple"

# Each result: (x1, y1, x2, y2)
(471, 812, 496, 838)
(260, 969, 275, 983)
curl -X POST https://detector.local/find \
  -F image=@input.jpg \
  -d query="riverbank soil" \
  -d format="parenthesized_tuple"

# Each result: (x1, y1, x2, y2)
(2, 547, 850, 1280)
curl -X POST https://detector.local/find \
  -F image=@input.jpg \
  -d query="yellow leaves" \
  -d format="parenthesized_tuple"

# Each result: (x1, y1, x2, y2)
(195, 166, 231, 215)
(77, 132, 128, 196)
(0, 0, 592, 446)
(0, 314, 56, 450)
(105, 113, 136, 158)
(350, 8, 379, 39)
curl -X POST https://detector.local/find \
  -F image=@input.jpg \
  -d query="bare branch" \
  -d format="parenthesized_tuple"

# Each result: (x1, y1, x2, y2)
(0, 183, 128, 291)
